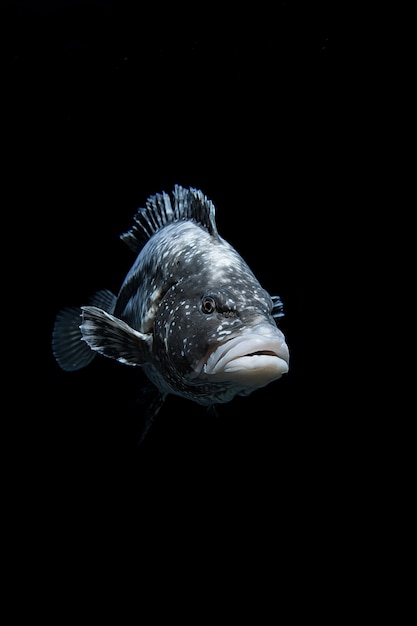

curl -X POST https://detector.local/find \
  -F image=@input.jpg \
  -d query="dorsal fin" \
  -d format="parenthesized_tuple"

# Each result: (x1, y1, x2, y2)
(120, 185, 220, 254)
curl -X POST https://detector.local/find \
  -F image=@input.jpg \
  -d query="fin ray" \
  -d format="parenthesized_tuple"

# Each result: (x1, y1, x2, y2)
(271, 295, 285, 319)
(52, 290, 118, 371)
(120, 185, 219, 254)
(88, 288, 117, 313)
(52, 306, 96, 371)
(80, 306, 152, 366)
(136, 385, 167, 444)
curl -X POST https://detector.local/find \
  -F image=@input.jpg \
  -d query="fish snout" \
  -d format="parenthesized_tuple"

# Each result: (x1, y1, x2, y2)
(202, 324, 289, 387)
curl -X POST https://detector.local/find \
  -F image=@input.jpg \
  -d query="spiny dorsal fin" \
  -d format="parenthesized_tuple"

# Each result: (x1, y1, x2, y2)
(120, 185, 220, 254)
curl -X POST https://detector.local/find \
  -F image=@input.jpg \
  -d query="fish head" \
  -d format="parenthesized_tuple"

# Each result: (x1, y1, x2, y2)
(153, 281, 289, 401)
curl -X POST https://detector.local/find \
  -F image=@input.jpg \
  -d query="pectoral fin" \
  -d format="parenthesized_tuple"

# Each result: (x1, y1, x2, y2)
(271, 295, 285, 319)
(80, 306, 153, 366)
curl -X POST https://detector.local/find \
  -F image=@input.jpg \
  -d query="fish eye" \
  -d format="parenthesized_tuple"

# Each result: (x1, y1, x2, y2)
(201, 296, 216, 314)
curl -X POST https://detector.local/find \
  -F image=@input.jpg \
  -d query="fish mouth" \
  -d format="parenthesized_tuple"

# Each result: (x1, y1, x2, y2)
(200, 326, 289, 388)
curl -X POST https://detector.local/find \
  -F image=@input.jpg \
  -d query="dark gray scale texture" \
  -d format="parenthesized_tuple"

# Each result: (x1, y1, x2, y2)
(114, 218, 278, 403)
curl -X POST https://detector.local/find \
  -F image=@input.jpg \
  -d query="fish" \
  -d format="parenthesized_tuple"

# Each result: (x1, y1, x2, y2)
(52, 185, 289, 440)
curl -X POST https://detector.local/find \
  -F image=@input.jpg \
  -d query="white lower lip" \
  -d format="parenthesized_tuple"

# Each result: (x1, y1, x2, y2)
(202, 326, 290, 380)
(223, 353, 289, 374)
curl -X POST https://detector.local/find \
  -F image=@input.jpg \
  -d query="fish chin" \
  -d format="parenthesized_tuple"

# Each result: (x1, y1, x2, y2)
(201, 326, 289, 388)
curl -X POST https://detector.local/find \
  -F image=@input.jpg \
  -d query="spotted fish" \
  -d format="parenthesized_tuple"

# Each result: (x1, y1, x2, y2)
(52, 185, 289, 440)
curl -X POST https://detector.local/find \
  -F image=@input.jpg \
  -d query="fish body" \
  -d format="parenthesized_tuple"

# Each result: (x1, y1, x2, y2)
(52, 185, 289, 437)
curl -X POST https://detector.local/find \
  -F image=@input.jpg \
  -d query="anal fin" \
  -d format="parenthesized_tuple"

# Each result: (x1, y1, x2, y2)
(135, 385, 167, 444)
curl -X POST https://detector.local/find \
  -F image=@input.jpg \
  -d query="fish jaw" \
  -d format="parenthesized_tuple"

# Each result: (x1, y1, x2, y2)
(200, 325, 289, 389)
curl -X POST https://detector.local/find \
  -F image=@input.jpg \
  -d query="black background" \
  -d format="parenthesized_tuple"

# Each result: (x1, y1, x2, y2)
(4, 1, 393, 621)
